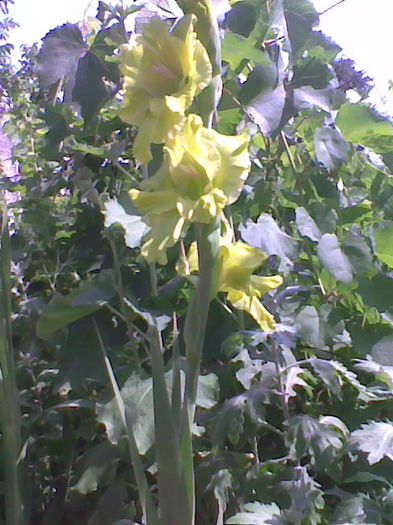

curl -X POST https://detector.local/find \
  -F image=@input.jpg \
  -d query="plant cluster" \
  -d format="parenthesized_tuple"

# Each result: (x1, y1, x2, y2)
(1, 1, 393, 524)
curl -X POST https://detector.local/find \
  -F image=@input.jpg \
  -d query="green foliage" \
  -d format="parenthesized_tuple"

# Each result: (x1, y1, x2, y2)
(1, 0, 393, 523)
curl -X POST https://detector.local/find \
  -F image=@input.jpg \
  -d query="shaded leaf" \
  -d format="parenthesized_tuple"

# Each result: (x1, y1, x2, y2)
(286, 414, 348, 470)
(72, 51, 109, 122)
(36, 272, 115, 339)
(36, 24, 87, 97)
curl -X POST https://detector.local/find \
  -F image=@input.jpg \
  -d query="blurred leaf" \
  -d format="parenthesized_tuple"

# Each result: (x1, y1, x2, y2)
(317, 233, 353, 284)
(350, 421, 393, 465)
(374, 222, 393, 268)
(310, 358, 362, 398)
(286, 414, 348, 469)
(226, 502, 285, 524)
(314, 127, 349, 170)
(295, 206, 321, 242)
(222, 31, 271, 71)
(336, 103, 393, 155)
(71, 442, 119, 495)
(97, 372, 158, 454)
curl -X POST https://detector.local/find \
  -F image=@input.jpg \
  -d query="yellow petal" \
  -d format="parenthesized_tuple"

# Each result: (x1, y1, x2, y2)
(218, 242, 267, 292)
(226, 289, 277, 332)
(129, 188, 178, 215)
(141, 210, 186, 265)
(213, 131, 251, 205)
(118, 15, 212, 161)
(250, 275, 284, 298)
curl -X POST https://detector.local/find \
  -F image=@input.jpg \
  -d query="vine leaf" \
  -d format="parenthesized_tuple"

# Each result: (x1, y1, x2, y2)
(72, 51, 109, 122)
(350, 421, 393, 464)
(284, 0, 319, 57)
(36, 24, 87, 98)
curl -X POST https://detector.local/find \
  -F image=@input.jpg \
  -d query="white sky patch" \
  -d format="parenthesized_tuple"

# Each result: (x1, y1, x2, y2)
(7, 0, 393, 113)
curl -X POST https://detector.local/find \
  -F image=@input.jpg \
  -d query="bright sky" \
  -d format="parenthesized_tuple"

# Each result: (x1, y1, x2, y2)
(7, 0, 393, 113)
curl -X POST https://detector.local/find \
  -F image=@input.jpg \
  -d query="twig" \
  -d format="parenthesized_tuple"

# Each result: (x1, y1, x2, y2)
(319, 0, 347, 16)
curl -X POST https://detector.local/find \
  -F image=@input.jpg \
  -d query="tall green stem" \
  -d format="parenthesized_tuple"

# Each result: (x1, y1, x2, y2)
(0, 202, 24, 525)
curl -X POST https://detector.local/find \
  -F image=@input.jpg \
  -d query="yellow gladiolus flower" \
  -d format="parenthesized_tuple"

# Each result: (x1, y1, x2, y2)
(129, 115, 250, 264)
(184, 239, 283, 332)
(118, 15, 212, 163)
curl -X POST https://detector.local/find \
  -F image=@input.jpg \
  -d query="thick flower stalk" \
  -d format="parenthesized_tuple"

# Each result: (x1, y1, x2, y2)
(129, 114, 250, 264)
(184, 237, 283, 332)
(118, 16, 212, 163)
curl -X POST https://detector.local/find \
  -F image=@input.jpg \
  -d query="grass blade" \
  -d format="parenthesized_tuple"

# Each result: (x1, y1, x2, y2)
(0, 202, 24, 525)
(94, 320, 159, 525)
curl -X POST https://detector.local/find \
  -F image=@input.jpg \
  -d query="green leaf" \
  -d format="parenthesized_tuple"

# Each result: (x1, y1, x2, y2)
(374, 222, 393, 268)
(310, 358, 362, 398)
(240, 214, 299, 274)
(284, 0, 319, 56)
(281, 468, 324, 525)
(36, 272, 115, 339)
(292, 57, 333, 90)
(336, 103, 393, 155)
(314, 127, 349, 171)
(70, 442, 119, 495)
(72, 50, 109, 122)
(97, 372, 158, 454)
(36, 24, 87, 95)
(350, 421, 393, 464)
(226, 502, 285, 524)
(222, 31, 271, 71)
(317, 233, 353, 284)
(342, 230, 373, 276)
(372, 335, 393, 366)
(295, 206, 321, 241)
(103, 199, 149, 249)
(295, 305, 351, 350)
(286, 414, 348, 470)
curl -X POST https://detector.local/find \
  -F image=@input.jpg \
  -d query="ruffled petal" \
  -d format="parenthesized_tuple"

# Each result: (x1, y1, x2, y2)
(213, 131, 251, 205)
(140, 210, 186, 265)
